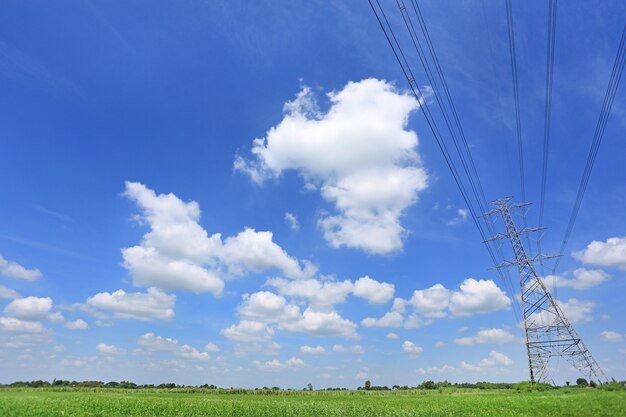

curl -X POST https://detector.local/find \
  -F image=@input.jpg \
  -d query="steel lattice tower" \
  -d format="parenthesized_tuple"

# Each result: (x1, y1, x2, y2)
(484, 197, 608, 385)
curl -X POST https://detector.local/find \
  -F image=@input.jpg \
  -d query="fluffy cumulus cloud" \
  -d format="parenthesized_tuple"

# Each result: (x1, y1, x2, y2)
(237, 291, 300, 323)
(281, 309, 358, 339)
(404, 279, 510, 319)
(255, 357, 304, 370)
(454, 328, 516, 345)
(266, 278, 353, 310)
(3, 296, 63, 322)
(137, 333, 211, 361)
(65, 319, 88, 330)
(235, 79, 428, 254)
(122, 182, 313, 296)
(361, 311, 404, 328)
(0, 285, 20, 300)
(448, 279, 511, 317)
(461, 350, 513, 372)
(557, 298, 595, 324)
(352, 276, 395, 304)
(221, 321, 275, 343)
(409, 284, 450, 318)
(573, 236, 626, 270)
(0, 317, 44, 333)
(86, 288, 175, 321)
(402, 340, 423, 356)
(0, 255, 42, 281)
(96, 343, 124, 355)
(544, 268, 611, 290)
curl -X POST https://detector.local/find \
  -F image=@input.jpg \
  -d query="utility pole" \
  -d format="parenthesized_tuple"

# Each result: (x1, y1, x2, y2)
(483, 197, 608, 385)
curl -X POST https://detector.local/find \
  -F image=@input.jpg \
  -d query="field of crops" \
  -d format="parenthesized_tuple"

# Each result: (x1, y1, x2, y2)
(0, 387, 624, 416)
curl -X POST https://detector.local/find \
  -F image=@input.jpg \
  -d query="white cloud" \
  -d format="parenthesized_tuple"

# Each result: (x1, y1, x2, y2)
(460, 350, 513, 372)
(386, 332, 399, 340)
(221, 320, 275, 343)
(403, 314, 433, 329)
(284, 212, 299, 231)
(0, 285, 20, 300)
(479, 350, 513, 366)
(544, 268, 610, 290)
(361, 311, 403, 328)
(237, 291, 300, 324)
(255, 357, 304, 370)
(0, 317, 44, 333)
(285, 357, 305, 367)
(138, 333, 179, 351)
(178, 345, 210, 361)
(353, 276, 394, 304)
(601, 331, 624, 342)
(402, 340, 423, 356)
(204, 342, 220, 352)
(332, 344, 364, 354)
(300, 345, 326, 354)
(573, 236, 626, 270)
(3, 296, 62, 322)
(454, 328, 516, 345)
(220, 229, 314, 280)
(281, 309, 359, 339)
(65, 319, 89, 330)
(137, 333, 211, 361)
(557, 298, 595, 324)
(255, 359, 283, 370)
(235, 79, 428, 254)
(409, 284, 450, 318)
(0, 255, 42, 281)
(416, 364, 455, 374)
(121, 182, 313, 296)
(96, 343, 124, 355)
(266, 277, 353, 310)
(449, 279, 511, 317)
(435, 341, 446, 348)
(86, 287, 175, 321)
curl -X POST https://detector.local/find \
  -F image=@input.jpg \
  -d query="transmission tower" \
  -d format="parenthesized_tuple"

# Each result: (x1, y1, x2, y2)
(483, 197, 608, 385)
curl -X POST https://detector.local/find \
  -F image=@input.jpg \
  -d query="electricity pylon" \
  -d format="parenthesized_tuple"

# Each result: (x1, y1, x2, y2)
(483, 197, 608, 385)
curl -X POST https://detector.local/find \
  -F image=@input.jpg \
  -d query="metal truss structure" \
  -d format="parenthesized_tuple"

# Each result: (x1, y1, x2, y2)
(483, 197, 608, 385)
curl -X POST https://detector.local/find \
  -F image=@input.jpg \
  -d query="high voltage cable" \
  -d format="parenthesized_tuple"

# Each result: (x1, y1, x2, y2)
(552, 24, 626, 274)
(537, 0, 558, 279)
(368, 0, 522, 323)
(400, 0, 519, 313)
(505, 0, 526, 206)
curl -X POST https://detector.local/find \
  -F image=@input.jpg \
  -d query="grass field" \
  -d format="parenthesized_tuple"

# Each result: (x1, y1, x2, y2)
(0, 388, 625, 417)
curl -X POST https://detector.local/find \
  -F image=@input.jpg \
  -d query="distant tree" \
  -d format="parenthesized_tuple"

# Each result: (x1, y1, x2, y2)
(589, 380, 597, 388)
(419, 380, 435, 390)
(576, 378, 588, 387)
(565, 381, 570, 387)
(364, 380, 371, 391)
(307, 383, 313, 391)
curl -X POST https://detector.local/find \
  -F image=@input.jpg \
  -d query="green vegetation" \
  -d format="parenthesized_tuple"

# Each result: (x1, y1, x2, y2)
(0, 386, 625, 416)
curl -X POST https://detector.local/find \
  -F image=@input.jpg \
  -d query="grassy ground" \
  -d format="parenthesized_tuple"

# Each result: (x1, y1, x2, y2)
(0, 387, 624, 416)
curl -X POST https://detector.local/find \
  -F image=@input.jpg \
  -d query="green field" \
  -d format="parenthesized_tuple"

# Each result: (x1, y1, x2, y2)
(0, 388, 625, 417)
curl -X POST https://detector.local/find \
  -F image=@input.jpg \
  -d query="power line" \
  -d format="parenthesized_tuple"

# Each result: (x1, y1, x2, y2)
(402, 0, 520, 318)
(537, 0, 558, 281)
(368, 0, 522, 323)
(552, 24, 626, 274)
(505, 0, 526, 206)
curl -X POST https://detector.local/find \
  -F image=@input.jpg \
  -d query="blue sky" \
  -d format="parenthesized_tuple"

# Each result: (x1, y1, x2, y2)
(0, 0, 625, 388)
